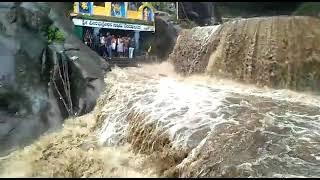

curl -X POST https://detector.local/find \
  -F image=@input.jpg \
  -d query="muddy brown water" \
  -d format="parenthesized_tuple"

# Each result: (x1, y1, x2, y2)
(1, 16, 320, 177)
(2, 62, 318, 177)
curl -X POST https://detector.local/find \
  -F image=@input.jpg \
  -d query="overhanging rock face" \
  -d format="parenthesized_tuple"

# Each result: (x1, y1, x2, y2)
(0, 2, 110, 156)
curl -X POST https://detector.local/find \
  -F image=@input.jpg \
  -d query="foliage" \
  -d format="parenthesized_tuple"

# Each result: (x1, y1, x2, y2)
(168, 13, 178, 23)
(82, 14, 91, 19)
(293, 2, 320, 16)
(151, 2, 175, 13)
(142, 40, 152, 52)
(217, 2, 302, 17)
(151, 2, 166, 10)
(45, 25, 65, 43)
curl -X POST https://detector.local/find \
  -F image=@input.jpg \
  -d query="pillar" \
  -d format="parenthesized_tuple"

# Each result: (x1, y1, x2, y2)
(134, 30, 140, 52)
(93, 27, 99, 36)
(74, 25, 83, 40)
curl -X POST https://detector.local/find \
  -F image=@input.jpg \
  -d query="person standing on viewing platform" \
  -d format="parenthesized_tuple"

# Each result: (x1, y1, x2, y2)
(117, 36, 124, 57)
(84, 30, 92, 48)
(99, 33, 105, 56)
(129, 37, 135, 59)
(111, 35, 116, 57)
(105, 32, 113, 59)
(102, 33, 108, 58)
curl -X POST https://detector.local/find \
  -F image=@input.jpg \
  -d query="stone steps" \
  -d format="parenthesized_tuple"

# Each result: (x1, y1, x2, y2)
(107, 55, 159, 67)
(108, 57, 138, 67)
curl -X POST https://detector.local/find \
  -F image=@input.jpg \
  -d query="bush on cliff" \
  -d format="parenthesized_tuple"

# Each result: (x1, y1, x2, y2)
(44, 25, 65, 43)
(293, 2, 320, 17)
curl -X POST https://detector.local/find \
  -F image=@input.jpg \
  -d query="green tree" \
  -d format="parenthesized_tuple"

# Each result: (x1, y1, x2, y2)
(293, 2, 320, 16)
(217, 2, 301, 17)
(150, 2, 171, 12)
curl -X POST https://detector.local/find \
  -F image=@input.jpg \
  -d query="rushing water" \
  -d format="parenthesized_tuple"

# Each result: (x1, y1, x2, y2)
(1, 62, 320, 177)
(96, 62, 320, 177)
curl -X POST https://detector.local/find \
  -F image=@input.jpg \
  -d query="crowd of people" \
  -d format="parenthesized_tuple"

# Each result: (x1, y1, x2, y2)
(84, 30, 136, 59)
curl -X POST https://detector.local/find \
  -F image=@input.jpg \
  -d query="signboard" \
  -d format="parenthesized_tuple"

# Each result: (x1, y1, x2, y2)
(72, 18, 155, 32)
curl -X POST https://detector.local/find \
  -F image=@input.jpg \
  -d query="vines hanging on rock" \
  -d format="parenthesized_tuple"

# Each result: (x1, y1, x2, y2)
(50, 51, 73, 117)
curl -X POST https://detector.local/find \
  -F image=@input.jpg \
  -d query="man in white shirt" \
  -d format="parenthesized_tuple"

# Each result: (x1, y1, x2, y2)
(129, 37, 135, 59)
(99, 33, 105, 56)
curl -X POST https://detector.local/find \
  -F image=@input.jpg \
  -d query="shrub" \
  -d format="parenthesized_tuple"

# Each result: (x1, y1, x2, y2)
(293, 2, 320, 16)
(45, 25, 65, 43)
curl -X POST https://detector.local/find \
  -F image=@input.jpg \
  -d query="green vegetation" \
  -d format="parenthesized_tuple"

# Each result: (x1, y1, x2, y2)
(217, 2, 319, 17)
(44, 25, 65, 43)
(151, 2, 166, 11)
(142, 40, 152, 52)
(151, 2, 176, 14)
(217, 2, 302, 18)
(293, 2, 320, 16)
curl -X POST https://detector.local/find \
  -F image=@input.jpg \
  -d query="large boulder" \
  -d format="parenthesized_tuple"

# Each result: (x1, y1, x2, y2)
(0, 2, 109, 156)
(150, 13, 180, 60)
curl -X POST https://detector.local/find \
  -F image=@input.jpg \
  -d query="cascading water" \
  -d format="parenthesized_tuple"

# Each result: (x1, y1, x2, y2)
(1, 16, 320, 178)
(95, 63, 320, 177)
(1, 62, 320, 177)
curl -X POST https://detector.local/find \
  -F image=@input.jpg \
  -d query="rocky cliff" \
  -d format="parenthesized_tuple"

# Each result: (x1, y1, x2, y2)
(178, 2, 216, 26)
(0, 2, 109, 156)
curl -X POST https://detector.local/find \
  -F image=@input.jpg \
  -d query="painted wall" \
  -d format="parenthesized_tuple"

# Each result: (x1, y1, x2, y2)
(73, 2, 155, 22)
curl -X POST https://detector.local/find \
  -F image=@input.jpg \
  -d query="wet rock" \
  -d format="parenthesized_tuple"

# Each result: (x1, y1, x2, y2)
(178, 2, 218, 26)
(0, 2, 109, 156)
(170, 16, 320, 91)
(6, 7, 16, 24)
(151, 15, 180, 60)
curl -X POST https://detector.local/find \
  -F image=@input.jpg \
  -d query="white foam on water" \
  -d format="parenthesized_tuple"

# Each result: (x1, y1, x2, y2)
(94, 63, 320, 177)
